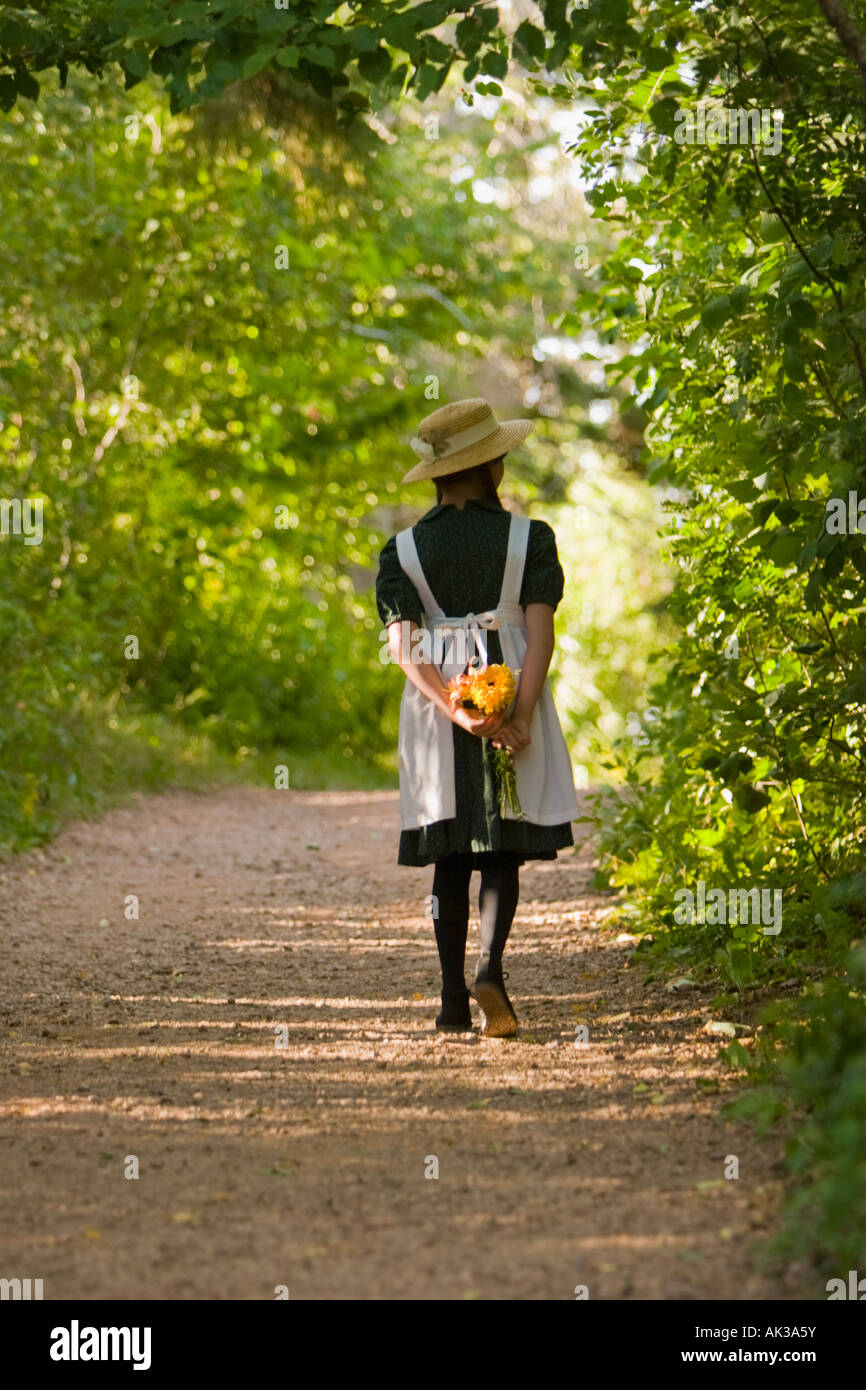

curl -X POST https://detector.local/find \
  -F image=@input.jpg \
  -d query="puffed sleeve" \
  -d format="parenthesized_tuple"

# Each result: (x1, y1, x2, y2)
(375, 534, 424, 627)
(520, 519, 565, 611)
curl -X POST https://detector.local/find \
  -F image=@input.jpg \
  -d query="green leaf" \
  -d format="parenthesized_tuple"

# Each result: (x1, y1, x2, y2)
(513, 20, 546, 62)
(727, 479, 757, 502)
(701, 294, 731, 332)
(643, 47, 672, 72)
(752, 498, 778, 526)
(733, 784, 772, 814)
(14, 67, 39, 102)
(717, 751, 754, 782)
(0, 74, 17, 111)
(415, 63, 446, 98)
(650, 97, 680, 136)
(122, 48, 150, 80)
(789, 297, 818, 328)
(767, 532, 803, 566)
(358, 46, 391, 82)
(480, 48, 507, 79)
(305, 44, 335, 70)
(242, 46, 280, 79)
(346, 26, 378, 54)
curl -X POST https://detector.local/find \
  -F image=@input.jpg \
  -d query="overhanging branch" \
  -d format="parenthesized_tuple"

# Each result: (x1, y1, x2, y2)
(816, 0, 866, 89)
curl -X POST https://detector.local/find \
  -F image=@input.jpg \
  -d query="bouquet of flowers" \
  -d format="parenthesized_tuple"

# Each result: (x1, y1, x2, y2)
(448, 663, 525, 819)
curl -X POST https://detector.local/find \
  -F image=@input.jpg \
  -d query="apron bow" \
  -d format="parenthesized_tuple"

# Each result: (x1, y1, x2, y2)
(431, 609, 500, 667)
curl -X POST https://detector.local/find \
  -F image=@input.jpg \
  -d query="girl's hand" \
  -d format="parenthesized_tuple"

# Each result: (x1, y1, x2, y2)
(492, 714, 532, 752)
(450, 705, 506, 739)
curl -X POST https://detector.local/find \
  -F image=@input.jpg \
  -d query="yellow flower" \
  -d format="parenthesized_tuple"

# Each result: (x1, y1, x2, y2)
(468, 663, 517, 715)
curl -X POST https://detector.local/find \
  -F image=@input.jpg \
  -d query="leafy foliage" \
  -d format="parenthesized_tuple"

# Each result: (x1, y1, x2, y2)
(0, 1, 530, 118)
(0, 68, 661, 850)
(725, 946, 866, 1271)
(5, 0, 866, 1276)
(560, 2, 866, 981)
(546, 0, 866, 1278)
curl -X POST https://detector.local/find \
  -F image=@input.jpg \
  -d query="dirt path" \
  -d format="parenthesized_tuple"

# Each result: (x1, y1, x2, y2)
(0, 787, 812, 1300)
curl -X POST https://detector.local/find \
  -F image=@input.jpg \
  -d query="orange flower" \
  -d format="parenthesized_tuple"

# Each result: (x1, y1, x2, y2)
(449, 664, 518, 715)
(468, 663, 517, 715)
(448, 672, 477, 706)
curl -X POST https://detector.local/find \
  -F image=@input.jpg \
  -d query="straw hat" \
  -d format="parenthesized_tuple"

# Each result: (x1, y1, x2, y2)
(402, 398, 534, 483)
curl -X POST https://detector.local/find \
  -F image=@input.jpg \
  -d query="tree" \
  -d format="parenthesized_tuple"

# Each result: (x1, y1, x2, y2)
(1, 63, 662, 846)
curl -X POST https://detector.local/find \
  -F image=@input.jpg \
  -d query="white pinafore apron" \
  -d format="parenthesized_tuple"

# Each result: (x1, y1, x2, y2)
(394, 513, 581, 832)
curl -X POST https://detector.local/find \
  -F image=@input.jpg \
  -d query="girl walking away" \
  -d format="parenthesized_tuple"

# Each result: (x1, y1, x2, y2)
(376, 399, 580, 1038)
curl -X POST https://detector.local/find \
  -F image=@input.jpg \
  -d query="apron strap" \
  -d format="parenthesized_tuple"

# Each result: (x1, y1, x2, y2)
(498, 514, 531, 611)
(395, 526, 444, 619)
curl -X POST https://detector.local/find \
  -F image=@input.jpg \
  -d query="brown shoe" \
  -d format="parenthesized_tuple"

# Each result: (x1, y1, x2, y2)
(471, 965, 519, 1038)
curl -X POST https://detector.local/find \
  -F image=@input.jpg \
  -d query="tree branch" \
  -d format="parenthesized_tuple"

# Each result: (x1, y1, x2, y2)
(747, 143, 866, 398)
(816, 0, 866, 89)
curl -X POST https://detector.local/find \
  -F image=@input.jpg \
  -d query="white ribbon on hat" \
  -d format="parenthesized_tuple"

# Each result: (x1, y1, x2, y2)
(412, 413, 500, 464)
(409, 436, 435, 460)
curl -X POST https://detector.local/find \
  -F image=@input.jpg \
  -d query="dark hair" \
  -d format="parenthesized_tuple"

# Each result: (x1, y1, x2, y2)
(435, 456, 503, 504)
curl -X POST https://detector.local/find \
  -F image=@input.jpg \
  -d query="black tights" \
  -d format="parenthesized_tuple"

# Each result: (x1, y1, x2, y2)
(431, 851, 521, 995)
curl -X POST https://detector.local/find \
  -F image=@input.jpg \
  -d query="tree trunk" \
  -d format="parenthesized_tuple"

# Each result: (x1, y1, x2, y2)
(816, 0, 866, 88)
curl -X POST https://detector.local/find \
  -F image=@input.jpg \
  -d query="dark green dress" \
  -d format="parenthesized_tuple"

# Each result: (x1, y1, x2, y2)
(376, 497, 576, 867)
